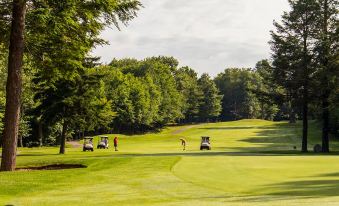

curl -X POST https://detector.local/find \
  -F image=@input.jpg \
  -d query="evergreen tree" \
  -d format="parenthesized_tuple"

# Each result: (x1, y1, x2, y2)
(313, 0, 338, 152)
(270, 0, 319, 152)
(1, 0, 26, 171)
(34, 69, 114, 154)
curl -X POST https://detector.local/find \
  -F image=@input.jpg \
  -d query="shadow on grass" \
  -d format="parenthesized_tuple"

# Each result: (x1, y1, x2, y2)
(230, 172, 339, 203)
(200, 126, 259, 130)
(314, 172, 339, 177)
(239, 123, 299, 143)
(223, 121, 339, 153)
(15, 150, 339, 159)
(197, 122, 304, 152)
(16, 150, 339, 160)
(199, 122, 297, 131)
(17, 153, 60, 157)
(265, 179, 339, 197)
(118, 150, 339, 158)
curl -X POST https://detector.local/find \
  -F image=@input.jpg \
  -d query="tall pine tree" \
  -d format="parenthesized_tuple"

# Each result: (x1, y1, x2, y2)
(270, 0, 319, 152)
(313, 0, 338, 152)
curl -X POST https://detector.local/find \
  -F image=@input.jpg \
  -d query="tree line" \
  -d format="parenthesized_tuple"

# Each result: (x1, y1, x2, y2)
(2, 53, 337, 154)
(0, 55, 224, 146)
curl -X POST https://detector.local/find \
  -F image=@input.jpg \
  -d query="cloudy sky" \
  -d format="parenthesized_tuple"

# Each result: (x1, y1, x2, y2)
(93, 0, 290, 77)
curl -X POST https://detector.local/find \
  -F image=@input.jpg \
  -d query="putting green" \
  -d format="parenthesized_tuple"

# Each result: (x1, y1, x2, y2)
(1, 120, 339, 206)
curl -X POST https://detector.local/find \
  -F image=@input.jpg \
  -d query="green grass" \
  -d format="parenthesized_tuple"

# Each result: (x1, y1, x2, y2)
(1, 119, 339, 205)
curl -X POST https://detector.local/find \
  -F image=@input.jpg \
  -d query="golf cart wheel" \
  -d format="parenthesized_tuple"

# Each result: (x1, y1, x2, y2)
(91, 148, 94, 152)
(200, 146, 203, 150)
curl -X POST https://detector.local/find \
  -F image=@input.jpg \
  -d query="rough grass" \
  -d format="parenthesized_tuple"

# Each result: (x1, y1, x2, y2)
(1, 120, 339, 206)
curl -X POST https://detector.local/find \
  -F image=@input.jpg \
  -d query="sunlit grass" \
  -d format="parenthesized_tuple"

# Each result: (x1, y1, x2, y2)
(1, 120, 339, 206)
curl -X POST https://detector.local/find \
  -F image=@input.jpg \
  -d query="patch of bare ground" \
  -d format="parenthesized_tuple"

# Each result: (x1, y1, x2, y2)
(16, 164, 87, 171)
(68, 141, 82, 148)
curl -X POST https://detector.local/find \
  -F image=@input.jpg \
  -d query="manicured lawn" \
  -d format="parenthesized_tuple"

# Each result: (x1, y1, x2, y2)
(1, 120, 339, 205)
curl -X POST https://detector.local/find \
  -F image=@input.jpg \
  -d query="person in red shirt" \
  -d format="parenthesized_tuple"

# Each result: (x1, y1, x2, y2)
(114, 137, 118, 151)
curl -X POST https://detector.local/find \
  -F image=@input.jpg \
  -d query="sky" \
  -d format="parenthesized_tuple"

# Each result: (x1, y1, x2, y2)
(92, 0, 290, 77)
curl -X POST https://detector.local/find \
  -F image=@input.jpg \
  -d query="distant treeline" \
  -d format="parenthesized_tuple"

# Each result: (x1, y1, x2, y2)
(0, 55, 222, 146)
(103, 57, 223, 132)
(1, 53, 337, 148)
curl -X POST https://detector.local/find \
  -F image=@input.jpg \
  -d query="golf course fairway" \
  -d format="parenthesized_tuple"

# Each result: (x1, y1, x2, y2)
(1, 119, 339, 206)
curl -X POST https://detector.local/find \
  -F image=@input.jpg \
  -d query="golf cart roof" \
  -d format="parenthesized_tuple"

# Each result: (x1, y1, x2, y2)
(201, 136, 210, 138)
(100, 136, 109, 138)
(84, 137, 93, 139)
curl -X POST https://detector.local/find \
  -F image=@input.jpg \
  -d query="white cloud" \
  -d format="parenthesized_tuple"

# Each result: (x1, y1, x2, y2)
(92, 0, 290, 77)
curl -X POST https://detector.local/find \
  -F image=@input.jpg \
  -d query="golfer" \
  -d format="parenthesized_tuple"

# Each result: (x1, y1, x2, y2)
(180, 138, 186, 151)
(114, 137, 118, 151)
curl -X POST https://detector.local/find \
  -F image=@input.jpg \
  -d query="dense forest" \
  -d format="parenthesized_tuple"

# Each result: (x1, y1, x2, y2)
(0, 0, 337, 171)
(0, 53, 338, 148)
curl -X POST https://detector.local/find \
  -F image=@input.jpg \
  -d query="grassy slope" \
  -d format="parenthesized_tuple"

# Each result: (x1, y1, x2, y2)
(1, 120, 339, 205)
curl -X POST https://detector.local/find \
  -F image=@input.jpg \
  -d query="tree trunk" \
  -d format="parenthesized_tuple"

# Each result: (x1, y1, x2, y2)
(0, 0, 26, 172)
(302, 86, 308, 153)
(321, 0, 330, 153)
(18, 134, 23, 147)
(59, 121, 67, 154)
(289, 101, 296, 124)
(38, 120, 44, 147)
(289, 111, 296, 124)
(322, 94, 330, 152)
(261, 102, 265, 120)
(301, 30, 309, 153)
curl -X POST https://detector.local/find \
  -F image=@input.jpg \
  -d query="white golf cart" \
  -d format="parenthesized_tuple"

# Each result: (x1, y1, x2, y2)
(200, 136, 211, 150)
(97, 136, 109, 149)
(83, 137, 94, 152)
